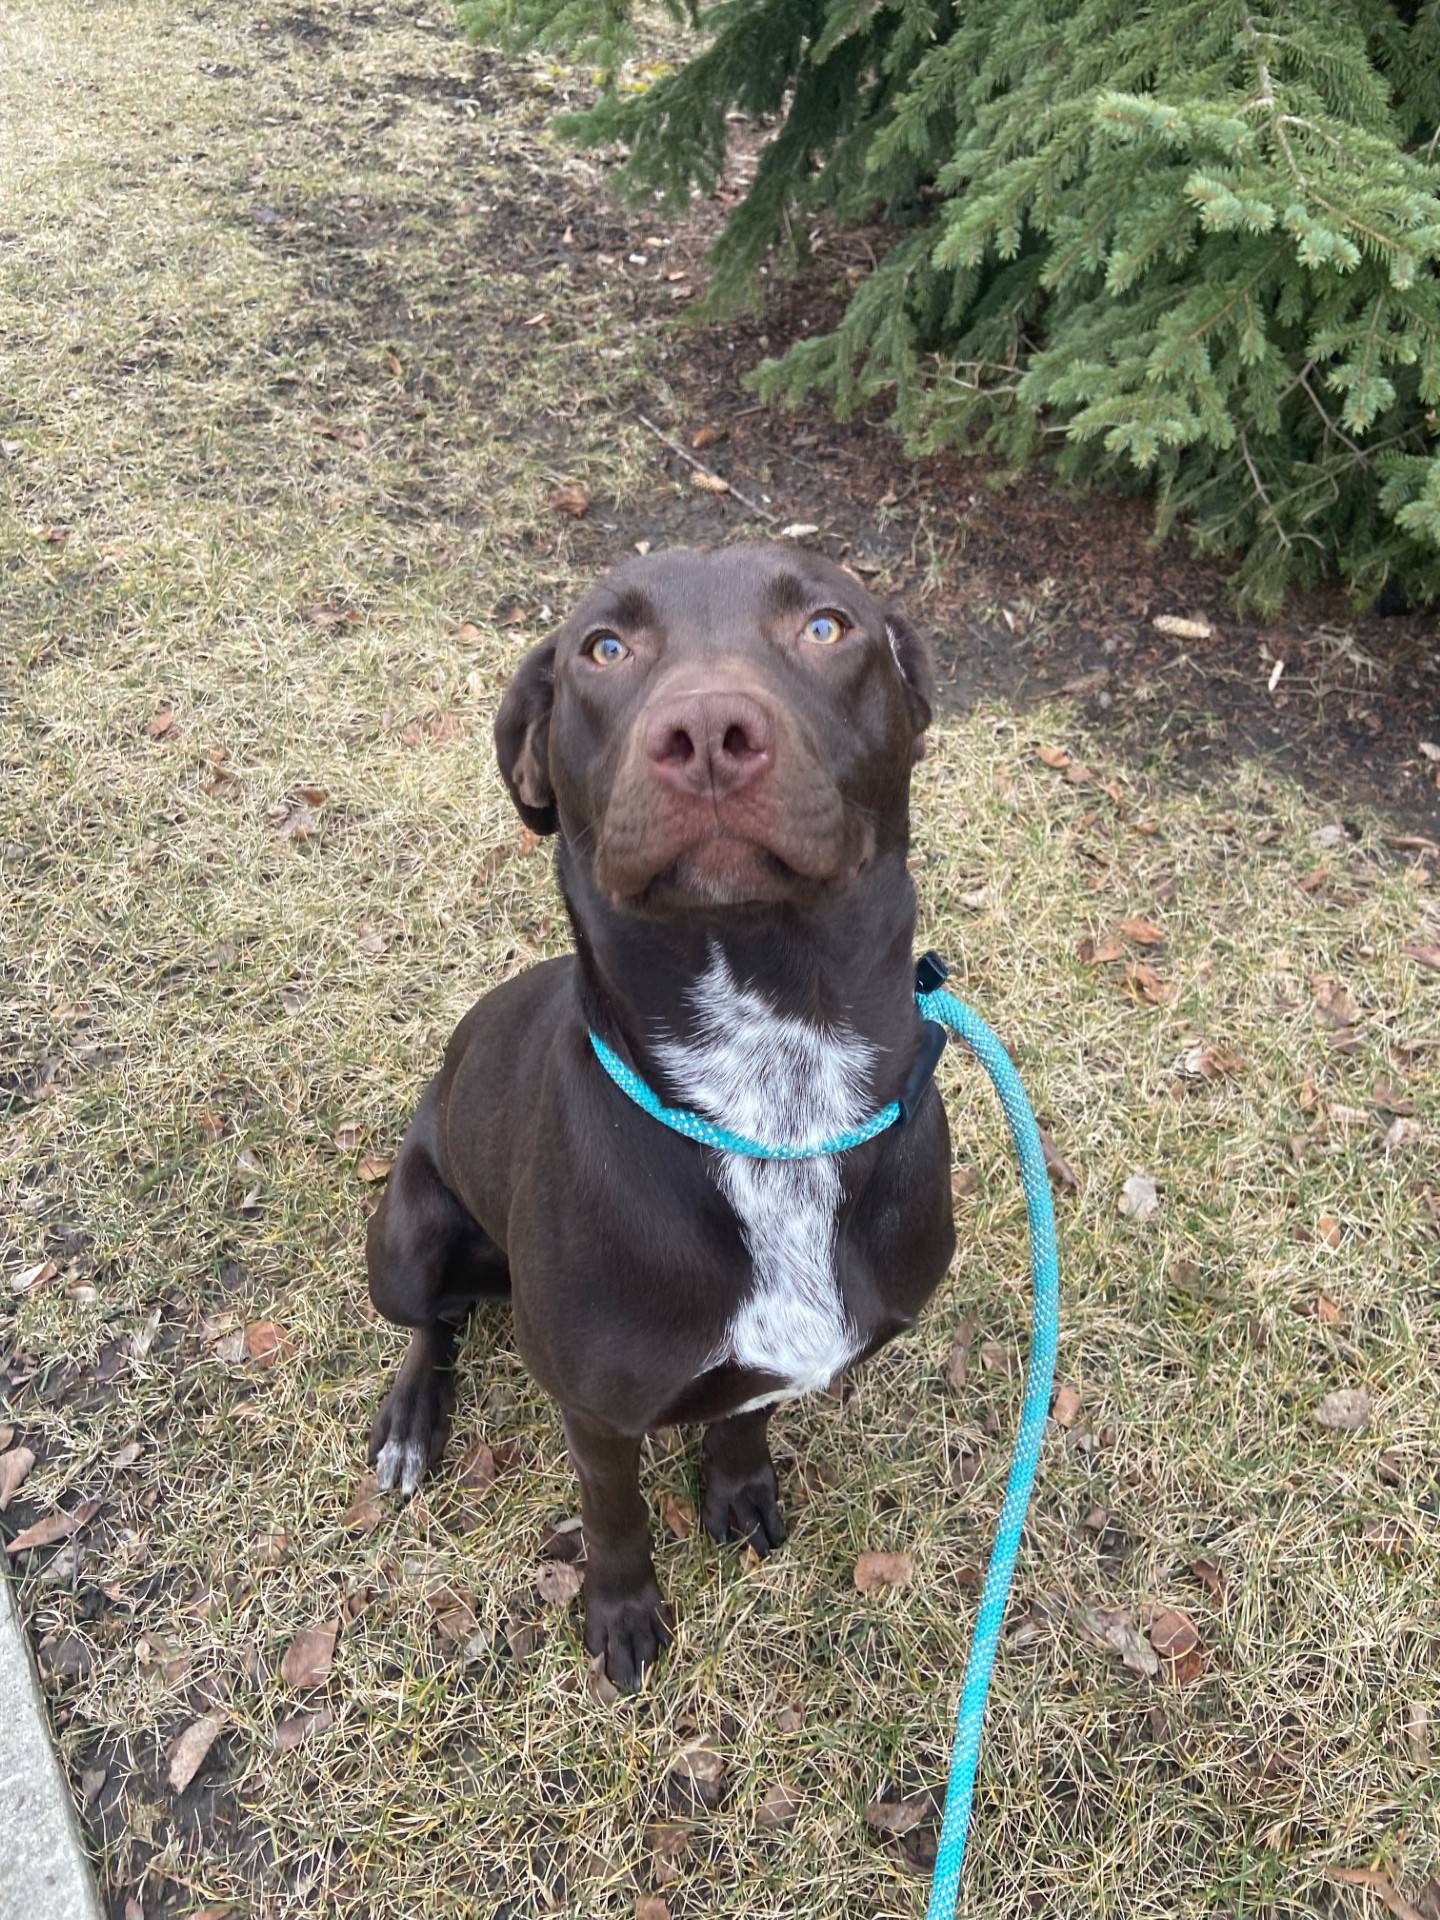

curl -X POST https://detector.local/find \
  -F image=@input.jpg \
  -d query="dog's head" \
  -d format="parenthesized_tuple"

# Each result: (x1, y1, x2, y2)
(495, 544, 933, 912)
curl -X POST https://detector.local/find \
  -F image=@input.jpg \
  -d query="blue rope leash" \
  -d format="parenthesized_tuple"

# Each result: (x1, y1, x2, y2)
(588, 976, 1060, 1916)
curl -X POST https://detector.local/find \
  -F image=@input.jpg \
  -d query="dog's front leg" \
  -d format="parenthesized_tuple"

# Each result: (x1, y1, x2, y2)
(702, 1407, 787, 1555)
(563, 1409, 672, 1691)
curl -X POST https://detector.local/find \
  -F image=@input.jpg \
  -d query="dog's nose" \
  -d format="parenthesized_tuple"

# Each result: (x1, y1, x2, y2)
(644, 690, 775, 800)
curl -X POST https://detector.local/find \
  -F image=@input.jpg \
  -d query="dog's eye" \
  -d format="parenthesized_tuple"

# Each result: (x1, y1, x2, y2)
(802, 611, 847, 646)
(586, 632, 630, 666)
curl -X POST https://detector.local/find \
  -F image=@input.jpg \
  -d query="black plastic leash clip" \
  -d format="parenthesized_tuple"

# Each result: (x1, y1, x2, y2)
(898, 951, 951, 1123)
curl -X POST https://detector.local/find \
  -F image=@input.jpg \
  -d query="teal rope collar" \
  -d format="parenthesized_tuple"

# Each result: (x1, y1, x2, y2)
(589, 949, 954, 1159)
(587, 951, 1061, 1916)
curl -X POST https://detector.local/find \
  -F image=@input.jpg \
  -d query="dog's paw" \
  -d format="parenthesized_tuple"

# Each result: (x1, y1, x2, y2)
(702, 1462, 787, 1557)
(583, 1581, 673, 1694)
(368, 1373, 452, 1496)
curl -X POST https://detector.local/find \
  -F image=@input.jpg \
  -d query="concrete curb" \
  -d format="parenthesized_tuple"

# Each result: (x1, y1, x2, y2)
(0, 1572, 105, 1920)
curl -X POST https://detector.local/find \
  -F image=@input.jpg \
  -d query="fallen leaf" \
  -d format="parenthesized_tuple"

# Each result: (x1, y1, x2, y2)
(535, 1561, 583, 1606)
(756, 1781, 802, 1829)
(0, 1425, 10, 1450)
(1075, 1602, 1159, 1678)
(0, 1446, 36, 1511)
(1118, 1174, 1159, 1223)
(1406, 1703, 1430, 1766)
(458, 1442, 497, 1489)
(167, 1710, 227, 1793)
(1123, 960, 1174, 1006)
(779, 521, 820, 540)
(1317, 1292, 1343, 1325)
(148, 709, 176, 739)
(1315, 1386, 1372, 1431)
(280, 1621, 337, 1688)
(334, 1123, 364, 1152)
(863, 1790, 931, 1835)
(1036, 745, 1071, 770)
(668, 1744, 726, 1810)
(356, 926, 389, 955)
(275, 1705, 336, 1752)
(254, 1529, 289, 1565)
(244, 1321, 295, 1367)
(1179, 1041, 1244, 1080)
(690, 470, 730, 494)
(690, 423, 724, 449)
(853, 1550, 915, 1593)
(548, 485, 590, 517)
(1332, 1868, 1427, 1920)
(1152, 614, 1213, 640)
(1312, 975, 1360, 1030)
(1038, 1127, 1079, 1189)
(661, 1492, 695, 1541)
(6, 1499, 100, 1554)
(1118, 915, 1164, 945)
(950, 1450, 982, 1489)
(357, 1155, 393, 1183)
(635, 1899, 672, 1920)
(1384, 1117, 1422, 1150)
(426, 1586, 478, 1644)
(1190, 1557, 1227, 1600)
(342, 1475, 384, 1533)
(1317, 1214, 1343, 1249)
(11, 1260, 58, 1295)
(646, 1824, 691, 1882)
(944, 1316, 976, 1391)
(1402, 940, 1440, 973)
(950, 1165, 979, 1199)
(1146, 1606, 1200, 1659)
(1052, 1383, 1082, 1427)
(1077, 931, 1125, 965)
(1362, 1518, 1412, 1555)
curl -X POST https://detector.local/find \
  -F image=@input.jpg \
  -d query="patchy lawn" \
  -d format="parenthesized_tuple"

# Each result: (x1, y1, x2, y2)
(2, 4, 1438, 1919)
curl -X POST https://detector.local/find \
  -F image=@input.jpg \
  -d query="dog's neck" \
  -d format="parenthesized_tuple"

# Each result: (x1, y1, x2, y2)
(559, 846, 923, 1109)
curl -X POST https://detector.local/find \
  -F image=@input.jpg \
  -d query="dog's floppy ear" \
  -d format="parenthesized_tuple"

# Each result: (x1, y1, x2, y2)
(884, 608, 935, 760)
(495, 636, 559, 835)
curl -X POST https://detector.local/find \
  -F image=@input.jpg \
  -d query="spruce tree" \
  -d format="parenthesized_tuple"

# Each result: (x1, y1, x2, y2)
(458, 0, 1440, 612)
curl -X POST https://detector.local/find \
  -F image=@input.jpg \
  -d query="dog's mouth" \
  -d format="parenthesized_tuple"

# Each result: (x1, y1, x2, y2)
(600, 821, 872, 913)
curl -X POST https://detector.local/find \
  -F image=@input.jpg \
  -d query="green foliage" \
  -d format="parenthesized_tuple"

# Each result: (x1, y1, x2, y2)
(459, 0, 1440, 610)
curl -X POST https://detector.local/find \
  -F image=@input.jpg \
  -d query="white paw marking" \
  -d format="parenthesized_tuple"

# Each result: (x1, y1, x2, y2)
(655, 947, 873, 1410)
(375, 1436, 428, 1495)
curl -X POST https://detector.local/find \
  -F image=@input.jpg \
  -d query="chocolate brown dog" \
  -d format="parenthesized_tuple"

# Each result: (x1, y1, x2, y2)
(366, 543, 955, 1688)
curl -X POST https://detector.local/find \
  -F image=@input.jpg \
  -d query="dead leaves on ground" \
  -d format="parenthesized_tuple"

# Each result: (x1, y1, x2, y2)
(1074, 1600, 1207, 1686)
(243, 1320, 295, 1367)
(1076, 915, 1176, 1005)
(547, 484, 591, 518)
(6, 1498, 101, 1555)
(1118, 1174, 1159, 1223)
(275, 1705, 336, 1753)
(168, 1710, 227, 1793)
(279, 1620, 337, 1688)
(1332, 1867, 1431, 1920)
(0, 1444, 36, 1511)
(853, 1550, 915, 1594)
(1315, 1385, 1373, 1431)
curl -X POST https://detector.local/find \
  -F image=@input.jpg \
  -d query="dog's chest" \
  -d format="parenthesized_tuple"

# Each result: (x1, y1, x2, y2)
(655, 956, 874, 1410)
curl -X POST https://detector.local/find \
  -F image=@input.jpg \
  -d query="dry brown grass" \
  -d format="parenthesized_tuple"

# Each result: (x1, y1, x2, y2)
(2, 4, 1438, 1918)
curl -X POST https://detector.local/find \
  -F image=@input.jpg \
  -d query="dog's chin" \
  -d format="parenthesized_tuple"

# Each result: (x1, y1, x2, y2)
(606, 833, 862, 914)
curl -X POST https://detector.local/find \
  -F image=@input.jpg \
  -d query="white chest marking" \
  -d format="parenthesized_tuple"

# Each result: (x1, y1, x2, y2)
(654, 951, 877, 1413)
